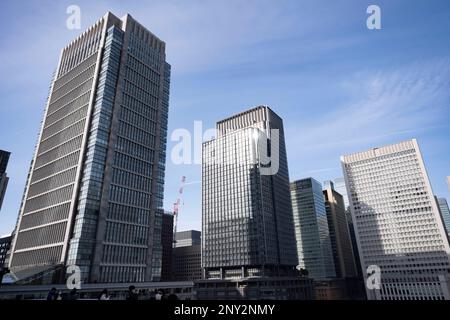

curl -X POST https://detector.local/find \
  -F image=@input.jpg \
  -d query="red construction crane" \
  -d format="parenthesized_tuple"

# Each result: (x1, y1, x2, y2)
(173, 176, 186, 246)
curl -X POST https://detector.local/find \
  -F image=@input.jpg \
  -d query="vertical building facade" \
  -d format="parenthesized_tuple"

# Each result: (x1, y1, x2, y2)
(0, 150, 11, 213)
(173, 231, 202, 281)
(329, 177, 362, 276)
(0, 234, 12, 269)
(291, 178, 336, 279)
(160, 211, 174, 281)
(202, 106, 298, 279)
(9, 12, 170, 283)
(342, 139, 450, 300)
(436, 197, 450, 238)
(175, 230, 201, 248)
(323, 181, 357, 278)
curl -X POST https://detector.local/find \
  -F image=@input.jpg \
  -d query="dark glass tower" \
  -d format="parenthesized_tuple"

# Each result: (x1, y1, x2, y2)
(202, 106, 298, 279)
(9, 12, 170, 283)
(0, 149, 10, 213)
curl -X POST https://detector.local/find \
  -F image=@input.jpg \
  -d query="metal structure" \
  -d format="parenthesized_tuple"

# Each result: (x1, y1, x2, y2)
(173, 176, 186, 246)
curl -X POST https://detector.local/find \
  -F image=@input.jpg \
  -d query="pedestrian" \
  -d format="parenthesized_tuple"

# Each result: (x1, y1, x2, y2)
(126, 285, 138, 300)
(98, 289, 110, 300)
(47, 288, 57, 301)
(69, 288, 79, 300)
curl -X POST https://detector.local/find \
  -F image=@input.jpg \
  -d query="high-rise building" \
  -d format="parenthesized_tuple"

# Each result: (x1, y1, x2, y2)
(172, 230, 201, 281)
(160, 211, 174, 281)
(342, 139, 450, 300)
(202, 106, 298, 279)
(0, 150, 11, 213)
(9, 12, 170, 284)
(0, 234, 12, 284)
(326, 178, 362, 277)
(0, 234, 12, 269)
(323, 181, 357, 278)
(291, 178, 336, 279)
(436, 197, 450, 238)
(175, 230, 201, 248)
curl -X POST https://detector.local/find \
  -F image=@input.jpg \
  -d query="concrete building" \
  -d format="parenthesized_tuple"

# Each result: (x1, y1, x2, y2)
(291, 178, 336, 279)
(436, 197, 450, 238)
(173, 245, 202, 282)
(0, 150, 10, 213)
(175, 230, 201, 248)
(0, 234, 12, 283)
(160, 212, 174, 281)
(202, 106, 298, 280)
(195, 277, 314, 300)
(323, 181, 357, 278)
(9, 12, 170, 284)
(0, 234, 12, 268)
(342, 139, 450, 300)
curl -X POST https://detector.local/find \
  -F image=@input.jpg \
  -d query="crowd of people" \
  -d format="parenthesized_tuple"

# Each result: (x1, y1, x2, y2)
(46, 286, 179, 301)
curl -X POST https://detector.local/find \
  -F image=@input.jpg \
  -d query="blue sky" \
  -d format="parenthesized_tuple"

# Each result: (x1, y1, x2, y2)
(0, 0, 449, 235)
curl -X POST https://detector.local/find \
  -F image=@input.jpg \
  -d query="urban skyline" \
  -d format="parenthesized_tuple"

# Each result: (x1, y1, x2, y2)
(1, 1, 450, 236)
(0, 1, 449, 303)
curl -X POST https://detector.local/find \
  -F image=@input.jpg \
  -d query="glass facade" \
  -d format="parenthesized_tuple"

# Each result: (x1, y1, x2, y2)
(202, 106, 298, 279)
(291, 178, 336, 279)
(436, 197, 450, 237)
(9, 13, 170, 284)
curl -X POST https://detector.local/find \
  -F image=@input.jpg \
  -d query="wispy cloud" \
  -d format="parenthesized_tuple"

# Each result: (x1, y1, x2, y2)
(286, 58, 450, 157)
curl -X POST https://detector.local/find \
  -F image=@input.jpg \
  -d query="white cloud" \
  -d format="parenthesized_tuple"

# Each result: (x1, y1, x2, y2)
(286, 58, 450, 157)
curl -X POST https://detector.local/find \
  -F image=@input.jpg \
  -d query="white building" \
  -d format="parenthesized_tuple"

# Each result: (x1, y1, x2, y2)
(341, 139, 450, 300)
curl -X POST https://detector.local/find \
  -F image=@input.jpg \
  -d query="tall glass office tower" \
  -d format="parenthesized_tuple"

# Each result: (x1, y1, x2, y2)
(202, 106, 298, 279)
(9, 12, 170, 283)
(342, 139, 450, 300)
(322, 181, 357, 278)
(291, 178, 336, 279)
(436, 197, 450, 238)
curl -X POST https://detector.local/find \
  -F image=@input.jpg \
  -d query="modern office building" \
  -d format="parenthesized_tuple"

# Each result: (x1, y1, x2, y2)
(291, 178, 336, 279)
(172, 230, 201, 281)
(195, 276, 314, 300)
(0, 150, 11, 213)
(8, 12, 170, 284)
(436, 197, 450, 238)
(330, 178, 362, 276)
(323, 181, 357, 278)
(173, 245, 201, 281)
(160, 211, 174, 281)
(342, 139, 450, 300)
(202, 106, 298, 280)
(0, 234, 12, 269)
(174, 230, 201, 248)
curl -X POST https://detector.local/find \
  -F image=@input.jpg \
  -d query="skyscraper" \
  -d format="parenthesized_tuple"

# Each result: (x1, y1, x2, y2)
(436, 197, 450, 238)
(175, 230, 201, 248)
(173, 230, 202, 281)
(327, 177, 362, 277)
(322, 181, 357, 278)
(9, 12, 170, 283)
(0, 150, 11, 213)
(342, 139, 450, 300)
(291, 178, 336, 279)
(202, 106, 298, 279)
(160, 211, 174, 281)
